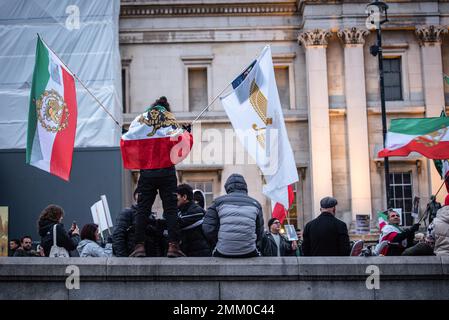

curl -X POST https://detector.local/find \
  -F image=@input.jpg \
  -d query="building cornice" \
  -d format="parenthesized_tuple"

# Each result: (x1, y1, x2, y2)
(120, 26, 301, 44)
(120, 1, 299, 18)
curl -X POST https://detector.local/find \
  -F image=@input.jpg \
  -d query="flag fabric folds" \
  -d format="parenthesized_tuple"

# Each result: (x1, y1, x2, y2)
(271, 184, 295, 224)
(378, 117, 449, 160)
(220, 46, 299, 211)
(26, 36, 78, 181)
(120, 108, 193, 170)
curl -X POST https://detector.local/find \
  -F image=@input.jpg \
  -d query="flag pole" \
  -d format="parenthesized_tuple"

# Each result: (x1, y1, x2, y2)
(434, 173, 449, 198)
(191, 46, 269, 125)
(37, 34, 121, 127)
(191, 83, 231, 125)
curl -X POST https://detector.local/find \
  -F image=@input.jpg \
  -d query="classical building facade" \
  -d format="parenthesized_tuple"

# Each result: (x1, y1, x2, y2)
(119, 0, 449, 230)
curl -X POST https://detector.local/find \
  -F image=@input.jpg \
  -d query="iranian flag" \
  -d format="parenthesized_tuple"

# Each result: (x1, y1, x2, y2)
(120, 107, 193, 169)
(378, 117, 449, 159)
(271, 184, 295, 224)
(26, 36, 77, 181)
(377, 210, 388, 231)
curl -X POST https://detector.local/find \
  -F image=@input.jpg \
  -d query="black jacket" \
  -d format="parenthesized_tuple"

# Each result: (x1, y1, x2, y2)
(178, 201, 211, 257)
(38, 219, 80, 257)
(261, 232, 295, 257)
(301, 212, 351, 256)
(13, 248, 39, 257)
(402, 242, 435, 256)
(112, 205, 166, 257)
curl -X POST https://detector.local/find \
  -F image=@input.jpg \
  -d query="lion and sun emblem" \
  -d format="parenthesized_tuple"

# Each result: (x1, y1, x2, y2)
(36, 89, 69, 133)
(138, 108, 180, 137)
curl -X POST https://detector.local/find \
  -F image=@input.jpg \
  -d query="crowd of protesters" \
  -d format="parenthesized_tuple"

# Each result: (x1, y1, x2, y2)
(7, 172, 449, 258)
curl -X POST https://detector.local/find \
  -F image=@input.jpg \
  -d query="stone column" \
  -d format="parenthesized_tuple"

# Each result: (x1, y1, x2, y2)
(416, 25, 448, 201)
(337, 27, 372, 220)
(298, 29, 333, 216)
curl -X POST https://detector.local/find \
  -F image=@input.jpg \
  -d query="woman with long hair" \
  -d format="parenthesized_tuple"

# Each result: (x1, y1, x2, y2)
(37, 204, 80, 257)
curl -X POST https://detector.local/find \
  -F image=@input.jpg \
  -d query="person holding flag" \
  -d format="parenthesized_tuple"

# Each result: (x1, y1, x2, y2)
(121, 96, 193, 257)
(376, 209, 420, 256)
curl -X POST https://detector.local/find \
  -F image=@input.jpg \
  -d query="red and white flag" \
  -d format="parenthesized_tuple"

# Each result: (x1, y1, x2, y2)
(120, 107, 193, 169)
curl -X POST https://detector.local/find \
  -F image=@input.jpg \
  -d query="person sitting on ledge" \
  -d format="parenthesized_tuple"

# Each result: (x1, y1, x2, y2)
(203, 173, 264, 258)
(376, 209, 419, 256)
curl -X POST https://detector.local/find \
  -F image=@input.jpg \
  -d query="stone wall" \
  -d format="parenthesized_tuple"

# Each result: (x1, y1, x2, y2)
(1, 257, 448, 300)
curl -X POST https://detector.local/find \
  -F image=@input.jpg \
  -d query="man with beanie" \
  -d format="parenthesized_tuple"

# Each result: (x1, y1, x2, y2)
(301, 196, 350, 256)
(203, 173, 264, 258)
(261, 218, 297, 256)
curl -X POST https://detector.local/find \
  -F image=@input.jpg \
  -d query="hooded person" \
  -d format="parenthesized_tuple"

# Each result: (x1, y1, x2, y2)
(202, 173, 264, 258)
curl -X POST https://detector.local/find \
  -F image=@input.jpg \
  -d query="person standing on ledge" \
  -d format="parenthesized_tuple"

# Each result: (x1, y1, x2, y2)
(129, 96, 192, 258)
(301, 197, 351, 256)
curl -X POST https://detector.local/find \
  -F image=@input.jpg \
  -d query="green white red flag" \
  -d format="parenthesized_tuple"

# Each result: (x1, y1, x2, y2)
(378, 117, 449, 160)
(26, 36, 78, 181)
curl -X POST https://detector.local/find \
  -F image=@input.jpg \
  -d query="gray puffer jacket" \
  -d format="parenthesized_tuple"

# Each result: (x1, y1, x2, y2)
(432, 205, 449, 256)
(202, 174, 264, 256)
(77, 239, 113, 257)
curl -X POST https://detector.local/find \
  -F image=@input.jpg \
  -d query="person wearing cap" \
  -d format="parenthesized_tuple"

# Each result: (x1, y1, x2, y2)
(260, 218, 297, 257)
(301, 196, 350, 256)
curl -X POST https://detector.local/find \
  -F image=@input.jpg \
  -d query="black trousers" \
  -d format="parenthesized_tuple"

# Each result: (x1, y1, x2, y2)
(135, 168, 179, 244)
(213, 249, 260, 258)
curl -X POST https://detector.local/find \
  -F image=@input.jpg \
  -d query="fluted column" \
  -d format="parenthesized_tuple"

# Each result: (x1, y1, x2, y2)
(416, 25, 448, 201)
(337, 27, 373, 219)
(298, 29, 333, 216)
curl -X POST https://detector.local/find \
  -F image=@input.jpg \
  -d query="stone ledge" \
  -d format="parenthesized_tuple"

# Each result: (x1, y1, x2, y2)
(1, 257, 448, 300)
(1, 256, 447, 279)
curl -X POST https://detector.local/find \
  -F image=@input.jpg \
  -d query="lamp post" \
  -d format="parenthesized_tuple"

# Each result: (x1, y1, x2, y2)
(366, 0, 391, 208)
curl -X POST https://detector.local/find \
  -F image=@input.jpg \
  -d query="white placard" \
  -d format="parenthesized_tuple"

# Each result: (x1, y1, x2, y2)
(90, 195, 113, 233)
(100, 195, 113, 231)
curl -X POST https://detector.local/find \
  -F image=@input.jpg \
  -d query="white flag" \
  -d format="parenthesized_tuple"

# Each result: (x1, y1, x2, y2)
(220, 46, 298, 208)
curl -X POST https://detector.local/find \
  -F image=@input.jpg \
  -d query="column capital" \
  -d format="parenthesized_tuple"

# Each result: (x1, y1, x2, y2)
(337, 27, 370, 46)
(415, 25, 448, 46)
(297, 29, 332, 48)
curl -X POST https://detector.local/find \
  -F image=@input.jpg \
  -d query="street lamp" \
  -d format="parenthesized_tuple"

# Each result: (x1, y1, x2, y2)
(366, 1, 391, 209)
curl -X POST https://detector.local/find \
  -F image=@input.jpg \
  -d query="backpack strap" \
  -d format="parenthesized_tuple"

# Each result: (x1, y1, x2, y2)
(53, 224, 57, 246)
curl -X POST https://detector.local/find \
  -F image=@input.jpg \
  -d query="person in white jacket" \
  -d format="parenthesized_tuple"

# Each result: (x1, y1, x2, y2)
(77, 223, 113, 257)
(429, 200, 449, 256)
